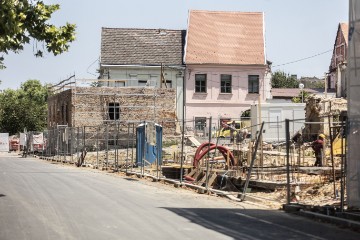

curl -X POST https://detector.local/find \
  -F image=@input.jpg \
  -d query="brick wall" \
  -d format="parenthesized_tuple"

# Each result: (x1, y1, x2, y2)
(48, 90, 72, 128)
(48, 87, 177, 135)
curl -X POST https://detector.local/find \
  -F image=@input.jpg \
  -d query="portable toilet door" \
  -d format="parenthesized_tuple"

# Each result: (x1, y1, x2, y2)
(136, 122, 163, 167)
(136, 123, 145, 167)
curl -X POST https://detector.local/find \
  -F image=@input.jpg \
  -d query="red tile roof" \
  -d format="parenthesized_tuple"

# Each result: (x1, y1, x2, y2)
(185, 10, 265, 65)
(340, 23, 348, 46)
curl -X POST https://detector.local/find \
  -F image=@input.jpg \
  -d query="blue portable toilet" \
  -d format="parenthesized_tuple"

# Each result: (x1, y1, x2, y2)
(136, 122, 162, 166)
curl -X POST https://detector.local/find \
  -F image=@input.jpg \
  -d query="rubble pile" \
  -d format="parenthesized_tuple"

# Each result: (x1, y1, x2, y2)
(250, 180, 343, 208)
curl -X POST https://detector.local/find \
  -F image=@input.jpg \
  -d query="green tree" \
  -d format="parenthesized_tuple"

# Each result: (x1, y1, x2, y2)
(292, 91, 312, 103)
(0, 0, 76, 67)
(271, 70, 299, 88)
(0, 80, 49, 134)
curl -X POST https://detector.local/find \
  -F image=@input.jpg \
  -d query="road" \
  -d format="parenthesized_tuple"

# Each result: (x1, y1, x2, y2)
(0, 152, 359, 240)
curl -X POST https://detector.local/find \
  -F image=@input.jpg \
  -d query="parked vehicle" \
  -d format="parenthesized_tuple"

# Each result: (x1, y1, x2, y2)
(9, 139, 19, 151)
(33, 143, 45, 153)
(213, 120, 244, 138)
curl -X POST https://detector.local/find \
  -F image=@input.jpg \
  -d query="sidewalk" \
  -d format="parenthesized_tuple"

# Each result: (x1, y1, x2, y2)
(284, 203, 360, 231)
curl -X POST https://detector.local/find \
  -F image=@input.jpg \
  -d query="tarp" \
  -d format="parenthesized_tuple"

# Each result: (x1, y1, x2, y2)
(32, 133, 44, 145)
(19, 133, 26, 146)
(0, 133, 9, 152)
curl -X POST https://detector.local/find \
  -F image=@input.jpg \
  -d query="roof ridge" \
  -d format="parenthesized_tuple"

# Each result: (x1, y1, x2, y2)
(189, 10, 263, 14)
(101, 27, 184, 31)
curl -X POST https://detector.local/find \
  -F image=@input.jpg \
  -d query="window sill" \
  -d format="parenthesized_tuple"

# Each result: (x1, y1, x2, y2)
(219, 93, 233, 95)
(194, 92, 208, 95)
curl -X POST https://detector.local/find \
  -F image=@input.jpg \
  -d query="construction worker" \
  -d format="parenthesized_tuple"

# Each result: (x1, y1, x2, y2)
(312, 134, 325, 167)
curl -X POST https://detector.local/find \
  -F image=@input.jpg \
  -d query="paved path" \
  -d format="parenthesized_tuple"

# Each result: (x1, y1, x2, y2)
(1, 152, 359, 240)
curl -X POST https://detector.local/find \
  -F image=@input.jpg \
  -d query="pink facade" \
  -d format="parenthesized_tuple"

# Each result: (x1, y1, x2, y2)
(184, 11, 270, 128)
(185, 64, 270, 126)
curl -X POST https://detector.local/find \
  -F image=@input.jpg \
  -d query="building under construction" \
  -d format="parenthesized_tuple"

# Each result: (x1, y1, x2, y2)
(47, 77, 178, 136)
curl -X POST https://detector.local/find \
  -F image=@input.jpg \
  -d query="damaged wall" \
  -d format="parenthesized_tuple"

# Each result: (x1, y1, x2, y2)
(304, 96, 347, 140)
(48, 90, 72, 128)
(48, 87, 177, 135)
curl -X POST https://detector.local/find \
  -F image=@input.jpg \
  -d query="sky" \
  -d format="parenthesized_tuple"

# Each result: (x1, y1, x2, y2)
(0, 0, 348, 90)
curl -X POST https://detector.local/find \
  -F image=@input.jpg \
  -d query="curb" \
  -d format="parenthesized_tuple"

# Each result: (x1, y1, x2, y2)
(296, 209, 360, 231)
(37, 157, 276, 208)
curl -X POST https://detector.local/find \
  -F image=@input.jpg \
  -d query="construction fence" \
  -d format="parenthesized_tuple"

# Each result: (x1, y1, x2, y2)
(20, 116, 347, 207)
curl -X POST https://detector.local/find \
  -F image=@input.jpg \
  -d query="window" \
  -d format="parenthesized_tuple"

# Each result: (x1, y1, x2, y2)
(138, 80, 148, 86)
(220, 74, 232, 93)
(166, 80, 172, 88)
(115, 81, 125, 87)
(248, 75, 259, 93)
(108, 103, 120, 120)
(195, 74, 207, 93)
(195, 117, 207, 131)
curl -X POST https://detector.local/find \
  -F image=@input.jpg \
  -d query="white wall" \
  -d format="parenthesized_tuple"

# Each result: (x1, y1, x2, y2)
(100, 66, 184, 121)
(251, 103, 306, 142)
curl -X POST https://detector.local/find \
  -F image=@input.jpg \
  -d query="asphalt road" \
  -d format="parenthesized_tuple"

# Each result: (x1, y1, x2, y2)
(1, 152, 359, 240)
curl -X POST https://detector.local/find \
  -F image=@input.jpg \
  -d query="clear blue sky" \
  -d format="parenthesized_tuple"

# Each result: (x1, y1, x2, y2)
(0, 0, 348, 90)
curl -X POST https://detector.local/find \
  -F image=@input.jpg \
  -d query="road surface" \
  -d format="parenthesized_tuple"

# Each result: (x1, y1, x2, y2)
(0, 152, 359, 240)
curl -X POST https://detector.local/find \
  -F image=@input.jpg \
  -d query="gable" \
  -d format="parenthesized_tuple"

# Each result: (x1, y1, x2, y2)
(330, 23, 348, 71)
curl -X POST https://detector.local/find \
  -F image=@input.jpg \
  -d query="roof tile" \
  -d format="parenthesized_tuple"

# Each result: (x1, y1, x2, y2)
(101, 28, 186, 65)
(185, 10, 265, 65)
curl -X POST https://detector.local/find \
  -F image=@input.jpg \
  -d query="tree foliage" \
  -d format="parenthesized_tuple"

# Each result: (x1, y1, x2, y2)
(0, 0, 76, 67)
(292, 91, 312, 103)
(271, 70, 299, 88)
(300, 80, 325, 88)
(0, 79, 49, 134)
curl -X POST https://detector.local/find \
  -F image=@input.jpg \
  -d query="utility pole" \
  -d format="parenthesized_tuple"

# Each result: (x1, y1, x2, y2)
(258, 94, 263, 178)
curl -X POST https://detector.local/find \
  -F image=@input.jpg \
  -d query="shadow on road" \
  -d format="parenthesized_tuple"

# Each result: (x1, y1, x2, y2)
(162, 207, 360, 240)
(0, 194, 5, 197)
(123, 178, 139, 181)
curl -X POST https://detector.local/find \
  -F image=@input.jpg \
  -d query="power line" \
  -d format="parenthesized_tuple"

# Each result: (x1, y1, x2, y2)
(272, 49, 333, 68)
(86, 57, 100, 77)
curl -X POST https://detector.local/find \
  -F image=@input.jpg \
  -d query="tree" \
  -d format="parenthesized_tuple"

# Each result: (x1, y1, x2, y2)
(0, 79, 49, 134)
(271, 70, 299, 88)
(0, 0, 76, 68)
(292, 91, 312, 103)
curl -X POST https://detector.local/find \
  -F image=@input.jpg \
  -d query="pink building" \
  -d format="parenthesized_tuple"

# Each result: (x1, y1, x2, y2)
(184, 10, 271, 129)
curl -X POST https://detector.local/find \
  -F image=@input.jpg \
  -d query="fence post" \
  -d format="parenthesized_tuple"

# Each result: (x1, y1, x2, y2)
(241, 122, 264, 201)
(70, 128, 73, 164)
(180, 119, 185, 184)
(96, 126, 99, 169)
(131, 123, 135, 173)
(205, 117, 212, 191)
(115, 122, 119, 172)
(126, 122, 130, 174)
(105, 124, 109, 169)
(340, 119, 346, 212)
(142, 121, 146, 177)
(285, 118, 291, 205)
(83, 126, 86, 166)
(76, 127, 80, 163)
